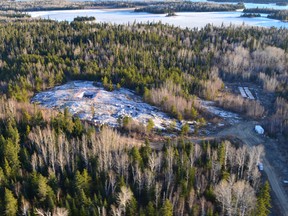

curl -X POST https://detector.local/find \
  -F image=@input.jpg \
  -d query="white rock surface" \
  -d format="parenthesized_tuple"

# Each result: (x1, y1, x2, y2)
(31, 81, 179, 130)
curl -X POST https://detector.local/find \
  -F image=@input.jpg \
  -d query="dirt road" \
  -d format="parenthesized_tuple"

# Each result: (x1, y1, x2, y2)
(217, 121, 288, 216)
(150, 121, 288, 215)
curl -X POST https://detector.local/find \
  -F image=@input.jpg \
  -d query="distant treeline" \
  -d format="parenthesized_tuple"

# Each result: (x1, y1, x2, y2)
(0, 6, 84, 12)
(135, 2, 244, 14)
(0, 12, 30, 18)
(0, 1, 148, 12)
(209, 0, 288, 3)
(276, 2, 288, 6)
(243, 8, 278, 14)
(0, 1, 128, 12)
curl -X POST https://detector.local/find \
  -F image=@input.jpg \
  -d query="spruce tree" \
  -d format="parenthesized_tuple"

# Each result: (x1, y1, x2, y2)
(4, 188, 18, 216)
(161, 199, 173, 216)
(256, 181, 271, 216)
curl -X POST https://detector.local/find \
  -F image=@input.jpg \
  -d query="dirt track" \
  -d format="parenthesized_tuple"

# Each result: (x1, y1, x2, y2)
(151, 121, 288, 215)
(217, 121, 288, 216)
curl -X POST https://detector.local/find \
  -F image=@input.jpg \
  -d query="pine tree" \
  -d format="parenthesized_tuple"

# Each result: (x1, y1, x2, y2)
(3, 138, 20, 175)
(161, 199, 173, 216)
(0, 167, 4, 185)
(6, 120, 20, 144)
(75, 169, 91, 194)
(73, 117, 84, 137)
(256, 181, 271, 216)
(147, 201, 156, 216)
(218, 142, 225, 169)
(126, 196, 138, 216)
(140, 139, 152, 167)
(146, 119, 155, 134)
(181, 123, 190, 136)
(4, 188, 18, 216)
(130, 147, 143, 167)
(37, 174, 50, 201)
(3, 158, 12, 178)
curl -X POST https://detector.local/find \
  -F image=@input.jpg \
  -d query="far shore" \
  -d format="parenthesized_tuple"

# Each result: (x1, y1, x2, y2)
(99, 7, 136, 12)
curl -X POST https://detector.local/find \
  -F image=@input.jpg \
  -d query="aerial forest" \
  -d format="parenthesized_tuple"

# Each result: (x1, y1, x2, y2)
(0, 19, 286, 215)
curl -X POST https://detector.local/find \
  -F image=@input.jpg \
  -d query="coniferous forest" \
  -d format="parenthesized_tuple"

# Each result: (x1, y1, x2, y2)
(0, 18, 287, 215)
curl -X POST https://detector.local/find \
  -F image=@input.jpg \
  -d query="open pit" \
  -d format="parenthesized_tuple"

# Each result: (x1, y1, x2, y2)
(31, 81, 179, 130)
(31, 81, 242, 132)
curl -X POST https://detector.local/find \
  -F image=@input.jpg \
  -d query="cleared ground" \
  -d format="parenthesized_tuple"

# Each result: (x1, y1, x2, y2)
(31, 81, 178, 130)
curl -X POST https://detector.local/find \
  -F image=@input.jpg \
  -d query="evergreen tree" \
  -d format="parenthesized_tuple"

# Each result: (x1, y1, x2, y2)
(256, 181, 271, 216)
(181, 123, 190, 136)
(37, 174, 50, 201)
(160, 200, 173, 216)
(126, 196, 138, 216)
(140, 139, 152, 167)
(75, 169, 91, 194)
(4, 188, 18, 216)
(146, 119, 155, 134)
(218, 142, 225, 169)
(147, 201, 156, 216)
(130, 147, 143, 167)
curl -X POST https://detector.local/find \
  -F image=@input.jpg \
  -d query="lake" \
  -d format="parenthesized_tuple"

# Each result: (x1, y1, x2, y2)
(66, 0, 288, 10)
(28, 7, 288, 29)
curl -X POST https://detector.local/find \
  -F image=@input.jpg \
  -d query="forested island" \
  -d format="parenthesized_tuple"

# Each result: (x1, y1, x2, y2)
(209, 0, 288, 3)
(73, 16, 96, 22)
(166, 12, 177, 17)
(241, 13, 261, 17)
(243, 8, 288, 21)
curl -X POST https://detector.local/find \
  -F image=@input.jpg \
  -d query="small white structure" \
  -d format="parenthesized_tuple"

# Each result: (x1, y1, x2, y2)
(258, 162, 264, 171)
(238, 87, 247, 98)
(244, 87, 255, 100)
(255, 125, 264, 134)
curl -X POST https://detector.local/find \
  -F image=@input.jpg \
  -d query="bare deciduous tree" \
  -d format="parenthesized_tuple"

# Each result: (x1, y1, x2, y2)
(214, 179, 232, 216)
(116, 186, 133, 215)
(236, 145, 247, 179)
(215, 178, 256, 216)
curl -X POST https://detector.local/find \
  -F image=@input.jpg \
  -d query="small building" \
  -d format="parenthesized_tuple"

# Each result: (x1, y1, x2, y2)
(255, 125, 264, 134)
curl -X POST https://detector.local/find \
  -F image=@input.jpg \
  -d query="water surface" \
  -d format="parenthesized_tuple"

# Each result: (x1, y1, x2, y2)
(29, 8, 288, 29)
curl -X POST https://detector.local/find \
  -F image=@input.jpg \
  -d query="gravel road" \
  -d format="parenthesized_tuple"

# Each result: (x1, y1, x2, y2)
(217, 121, 288, 216)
